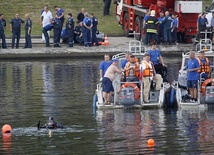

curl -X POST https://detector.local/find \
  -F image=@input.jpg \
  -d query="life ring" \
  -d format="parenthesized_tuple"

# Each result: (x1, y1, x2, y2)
(120, 82, 140, 100)
(201, 78, 214, 96)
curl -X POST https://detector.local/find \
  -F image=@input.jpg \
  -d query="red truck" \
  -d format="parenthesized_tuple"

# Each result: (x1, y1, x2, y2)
(116, 0, 202, 43)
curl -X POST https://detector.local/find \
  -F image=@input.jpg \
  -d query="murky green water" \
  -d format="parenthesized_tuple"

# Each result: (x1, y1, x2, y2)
(0, 58, 214, 155)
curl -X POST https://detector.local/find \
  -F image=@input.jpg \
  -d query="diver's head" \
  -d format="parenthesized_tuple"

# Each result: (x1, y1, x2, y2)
(49, 116, 54, 121)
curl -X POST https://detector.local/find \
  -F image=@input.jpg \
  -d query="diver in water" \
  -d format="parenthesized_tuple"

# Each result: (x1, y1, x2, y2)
(38, 116, 63, 130)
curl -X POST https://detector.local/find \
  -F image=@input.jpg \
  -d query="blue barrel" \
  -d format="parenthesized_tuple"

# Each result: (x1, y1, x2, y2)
(93, 94, 98, 110)
(170, 88, 176, 106)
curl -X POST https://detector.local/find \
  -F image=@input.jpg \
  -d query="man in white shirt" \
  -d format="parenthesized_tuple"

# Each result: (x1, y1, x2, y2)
(41, 5, 53, 41)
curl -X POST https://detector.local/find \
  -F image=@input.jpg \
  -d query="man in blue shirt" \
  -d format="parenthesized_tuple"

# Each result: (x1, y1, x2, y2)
(24, 14, 32, 48)
(171, 14, 178, 45)
(157, 12, 164, 45)
(54, 6, 65, 24)
(161, 11, 172, 45)
(147, 42, 167, 80)
(10, 13, 25, 49)
(83, 12, 92, 47)
(186, 51, 200, 103)
(0, 14, 7, 49)
(195, 12, 208, 42)
(90, 13, 99, 46)
(100, 54, 112, 81)
(66, 13, 74, 47)
(143, 10, 150, 45)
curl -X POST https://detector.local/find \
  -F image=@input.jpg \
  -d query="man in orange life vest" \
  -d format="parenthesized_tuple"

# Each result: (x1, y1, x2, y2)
(124, 54, 140, 82)
(197, 50, 211, 80)
(140, 53, 162, 103)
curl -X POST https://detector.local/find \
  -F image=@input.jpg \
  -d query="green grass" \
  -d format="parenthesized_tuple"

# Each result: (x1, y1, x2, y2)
(0, 0, 123, 36)
(0, 0, 212, 36)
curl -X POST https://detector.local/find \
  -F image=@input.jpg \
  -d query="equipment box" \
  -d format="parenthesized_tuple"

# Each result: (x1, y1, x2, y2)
(205, 86, 214, 104)
(174, 1, 202, 13)
(119, 87, 135, 106)
(150, 91, 160, 102)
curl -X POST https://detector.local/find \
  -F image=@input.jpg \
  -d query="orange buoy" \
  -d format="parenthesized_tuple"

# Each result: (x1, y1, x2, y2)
(2, 124, 12, 133)
(147, 139, 155, 146)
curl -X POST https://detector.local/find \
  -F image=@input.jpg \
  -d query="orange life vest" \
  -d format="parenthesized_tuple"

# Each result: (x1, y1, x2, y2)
(142, 61, 153, 77)
(125, 62, 140, 77)
(197, 57, 210, 73)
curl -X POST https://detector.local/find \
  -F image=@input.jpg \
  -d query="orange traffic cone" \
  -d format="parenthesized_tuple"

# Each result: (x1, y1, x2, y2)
(102, 34, 110, 46)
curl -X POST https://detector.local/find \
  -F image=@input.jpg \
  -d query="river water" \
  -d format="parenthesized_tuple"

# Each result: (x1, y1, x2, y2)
(0, 58, 214, 155)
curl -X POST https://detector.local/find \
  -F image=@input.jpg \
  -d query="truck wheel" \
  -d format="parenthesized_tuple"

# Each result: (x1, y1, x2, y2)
(123, 13, 130, 37)
(134, 16, 141, 41)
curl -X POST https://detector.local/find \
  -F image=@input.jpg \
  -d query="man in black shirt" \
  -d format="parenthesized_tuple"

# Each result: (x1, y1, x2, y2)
(77, 8, 85, 22)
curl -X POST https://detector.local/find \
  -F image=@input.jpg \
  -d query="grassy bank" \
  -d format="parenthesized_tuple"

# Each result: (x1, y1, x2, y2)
(0, 0, 212, 37)
(0, 0, 123, 36)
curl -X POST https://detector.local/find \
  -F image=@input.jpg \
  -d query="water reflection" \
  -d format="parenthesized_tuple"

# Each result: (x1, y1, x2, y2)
(95, 109, 214, 154)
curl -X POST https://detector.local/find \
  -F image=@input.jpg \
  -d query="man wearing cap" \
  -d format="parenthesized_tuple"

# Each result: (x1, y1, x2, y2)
(186, 51, 200, 103)
(140, 53, 162, 103)
(124, 54, 140, 82)
(197, 50, 210, 80)
(102, 58, 123, 105)
(145, 10, 158, 45)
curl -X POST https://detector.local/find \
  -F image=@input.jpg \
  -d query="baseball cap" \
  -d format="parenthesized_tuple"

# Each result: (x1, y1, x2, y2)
(112, 58, 119, 62)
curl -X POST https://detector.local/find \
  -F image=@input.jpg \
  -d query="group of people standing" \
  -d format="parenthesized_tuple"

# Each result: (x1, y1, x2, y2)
(41, 6, 99, 48)
(0, 13, 32, 49)
(99, 42, 167, 104)
(0, 5, 99, 49)
(143, 10, 178, 46)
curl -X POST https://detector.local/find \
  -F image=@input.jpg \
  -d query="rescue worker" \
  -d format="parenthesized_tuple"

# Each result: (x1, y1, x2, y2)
(74, 22, 83, 45)
(145, 10, 158, 45)
(100, 54, 112, 81)
(157, 12, 164, 45)
(2, 14, 6, 30)
(186, 51, 200, 103)
(103, 0, 112, 16)
(54, 6, 65, 25)
(140, 53, 162, 103)
(161, 11, 172, 45)
(38, 116, 63, 130)
(52, 15, 63, 47)
(90, 13, 99, 46)
(196, 12, 208, 43)
(82, 12, 92, 47)
(197, 50, 210, 80)
(171, 14, 178, 45)
(10, 13, 24, 49)
(77, 8, 85, 22)
(24, 14, 32, 48)
(66, 13, 74, 47)
(0, 14, 7, 49)
(147, 42, 167, 81)
(143, 10, 150, 45)
(42, 23, 53, 47)
(124, 54, 140, 82)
